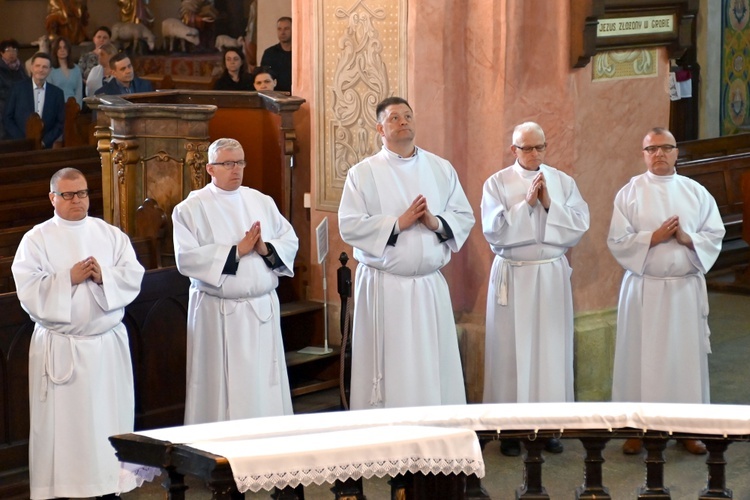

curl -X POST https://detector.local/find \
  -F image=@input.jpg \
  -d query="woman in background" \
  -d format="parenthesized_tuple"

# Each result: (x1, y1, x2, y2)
(48, 36, 83, 107)
(213, 48, 252, 91)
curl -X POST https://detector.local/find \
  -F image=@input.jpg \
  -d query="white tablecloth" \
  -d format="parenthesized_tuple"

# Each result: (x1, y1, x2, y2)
(119, 402, 750, 494)
(187, 425, 484, 493)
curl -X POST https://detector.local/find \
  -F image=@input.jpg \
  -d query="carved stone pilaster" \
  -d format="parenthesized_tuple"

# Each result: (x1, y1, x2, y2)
(316, 0, 407, 211)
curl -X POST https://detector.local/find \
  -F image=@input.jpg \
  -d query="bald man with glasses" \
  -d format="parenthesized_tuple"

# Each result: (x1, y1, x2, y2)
(12, 167, 144, 499)
(172, 138, 298, 424)
(481, 122, 590, 457)
(608, 127, 725, 456)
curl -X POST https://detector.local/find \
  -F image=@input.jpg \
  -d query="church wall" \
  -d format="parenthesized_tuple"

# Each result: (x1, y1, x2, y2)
(295, 0, 674, 400)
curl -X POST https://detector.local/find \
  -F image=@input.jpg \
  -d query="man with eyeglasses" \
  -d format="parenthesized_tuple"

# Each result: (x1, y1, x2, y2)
(172, 138, 298, 424)
(481, 122, 590, 457)
(0, 39, 29, 138)
(12, 168, 144, 499)
(608, 127, 725, 456)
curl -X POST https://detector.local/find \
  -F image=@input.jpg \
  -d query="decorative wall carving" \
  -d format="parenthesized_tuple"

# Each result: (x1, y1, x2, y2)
(185, 141, 209, 190)
(316, 0, 407, 211)
(592, 49, 658, 81)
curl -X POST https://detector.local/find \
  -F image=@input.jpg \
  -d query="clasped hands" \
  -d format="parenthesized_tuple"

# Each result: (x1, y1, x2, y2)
(237, 221, 270, 258)
(398, 195, 439, 231)
(650, 215, 693, 248)
(526, 171, 551, 210)
(70, 256, 102, 285)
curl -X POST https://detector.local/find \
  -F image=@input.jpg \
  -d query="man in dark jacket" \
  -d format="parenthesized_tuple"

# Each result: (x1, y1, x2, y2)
(0, 39, 29, 138)
(3, 53, 64, 148)
(95, 52, 153, 95)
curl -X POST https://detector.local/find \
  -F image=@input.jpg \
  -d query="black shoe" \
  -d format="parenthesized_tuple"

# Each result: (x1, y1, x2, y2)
(544, 438, 564, 453)
(500, 438, 521, 456)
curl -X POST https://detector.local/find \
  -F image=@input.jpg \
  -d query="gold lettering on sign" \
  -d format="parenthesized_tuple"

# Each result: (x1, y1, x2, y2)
(597, 15, 674, 38)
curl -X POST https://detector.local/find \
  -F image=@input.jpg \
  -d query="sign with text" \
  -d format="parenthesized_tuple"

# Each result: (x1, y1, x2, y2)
(597, 15, 676, 38)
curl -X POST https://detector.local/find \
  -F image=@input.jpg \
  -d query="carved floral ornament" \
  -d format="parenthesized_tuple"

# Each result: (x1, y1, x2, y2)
(317, 0, 405, 211)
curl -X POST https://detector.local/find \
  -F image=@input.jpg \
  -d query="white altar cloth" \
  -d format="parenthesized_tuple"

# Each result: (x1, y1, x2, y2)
(187, 425, 484, 493)
(119, 402, 750, 494)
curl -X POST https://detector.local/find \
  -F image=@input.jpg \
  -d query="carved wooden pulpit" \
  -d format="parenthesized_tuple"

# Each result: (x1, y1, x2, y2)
(87, 94, 216, 236)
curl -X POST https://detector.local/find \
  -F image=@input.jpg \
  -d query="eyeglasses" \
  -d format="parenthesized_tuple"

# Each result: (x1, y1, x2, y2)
(209, 160, 247, 169)
(52, 189, 89, 200)
(643, 145, 677, 154)
(3, 48, 18, 53)
(513, 144, 547, 153)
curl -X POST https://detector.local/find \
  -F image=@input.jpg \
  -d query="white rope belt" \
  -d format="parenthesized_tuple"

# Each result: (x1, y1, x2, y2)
(642, 272, 711, 353)
(41, 329, 108, 402)
(495, 255, 563, 305)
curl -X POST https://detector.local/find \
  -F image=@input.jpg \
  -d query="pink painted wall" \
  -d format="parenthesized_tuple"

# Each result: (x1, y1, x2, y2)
(295, 0, 672, 327)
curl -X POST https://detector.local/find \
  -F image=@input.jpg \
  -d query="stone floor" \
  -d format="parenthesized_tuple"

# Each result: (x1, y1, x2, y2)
(118, 291, 750, 499)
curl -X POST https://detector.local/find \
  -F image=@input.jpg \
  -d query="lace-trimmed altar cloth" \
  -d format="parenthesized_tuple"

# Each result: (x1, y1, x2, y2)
(118, 402, 750, 493)
(187, 425, 483, 493)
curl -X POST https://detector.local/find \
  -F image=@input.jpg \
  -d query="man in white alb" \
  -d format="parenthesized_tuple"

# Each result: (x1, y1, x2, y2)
(338, 96, 475, 409)
(481, 122, 590, 456)
(608, 127, 725, 455)
(173, 138, 298, 424)
(12, 168, 144, 499)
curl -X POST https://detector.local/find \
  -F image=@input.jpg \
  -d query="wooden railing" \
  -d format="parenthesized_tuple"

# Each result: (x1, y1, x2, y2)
(108, 402, 750, 499)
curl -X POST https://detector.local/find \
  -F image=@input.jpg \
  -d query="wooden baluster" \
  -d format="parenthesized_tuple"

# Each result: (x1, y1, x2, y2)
(389, 472, 412, 500)
(272, 485, 304, 499)
(331, 478, 365, 499)
(700, 439, 733, 499)
(638, 437, 670, 499)
(162, 467, 188, 500)
(412, 472, 467, 499)
(576, 437, 611, 500)
(517, 437, 549, 499)
(466, 433, 491, 499)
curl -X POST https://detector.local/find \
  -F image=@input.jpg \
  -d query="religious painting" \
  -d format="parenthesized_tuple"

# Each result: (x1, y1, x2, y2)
(721, 0, 750, 134)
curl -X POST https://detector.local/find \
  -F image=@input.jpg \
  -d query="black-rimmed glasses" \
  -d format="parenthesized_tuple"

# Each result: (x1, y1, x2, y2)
(643, 145, 677, 154)
(52, 189, 89, 200)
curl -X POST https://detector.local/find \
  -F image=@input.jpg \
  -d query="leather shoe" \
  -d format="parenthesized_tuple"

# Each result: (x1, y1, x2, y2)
(682, 439, 707, 455)
(544, 438, 564, 453)
(500, 438, 521, 457)
(622, 438, 643, 454)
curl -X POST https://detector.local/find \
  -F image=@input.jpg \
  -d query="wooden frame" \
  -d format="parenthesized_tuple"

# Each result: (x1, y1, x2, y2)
(571, 0, 699, 68)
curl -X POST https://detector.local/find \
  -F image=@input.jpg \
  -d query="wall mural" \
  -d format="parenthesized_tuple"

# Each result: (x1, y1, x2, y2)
(721, 0, 750, 135)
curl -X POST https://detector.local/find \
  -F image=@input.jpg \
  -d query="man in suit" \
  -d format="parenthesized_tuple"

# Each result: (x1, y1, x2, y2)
(3, 52, 64, 149)
(95, 52, 153, 95)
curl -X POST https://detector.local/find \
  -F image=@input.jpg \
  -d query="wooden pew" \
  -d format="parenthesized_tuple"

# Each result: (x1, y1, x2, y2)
(678, 133, 750, 162)
(0, 225, 33, 257)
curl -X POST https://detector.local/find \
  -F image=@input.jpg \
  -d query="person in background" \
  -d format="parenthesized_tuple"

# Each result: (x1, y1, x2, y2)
(12, 167, 144, 499)
(48, 36, 83, 107)
(338, 96, 475, 410)
(85, 42, 117, 98)
(95, 52, 153, 95)
(608, 127, 725, 456)
(172, 138, 298, 424)
(78, 26, 111, 84)
(0, 38, 29, 138)
(481, 122, 590, 456)
(251, 66, 276, 91)
(213, 48, 253, 91)
(259, 16, 291, 92)
(3, 52, 65, 148)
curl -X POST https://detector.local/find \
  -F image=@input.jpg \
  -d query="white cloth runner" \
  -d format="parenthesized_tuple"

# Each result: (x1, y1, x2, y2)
(186, 425, 483, 493)
(119, 402, 750, 493)
(133, 402, 750, 444)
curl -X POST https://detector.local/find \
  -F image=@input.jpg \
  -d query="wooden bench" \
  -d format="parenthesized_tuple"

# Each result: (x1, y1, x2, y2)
(676, 152, 750, 241)
(0, 225, 33, 258)
(142, 73, 218, 91)
(679, 133, 750, 162)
